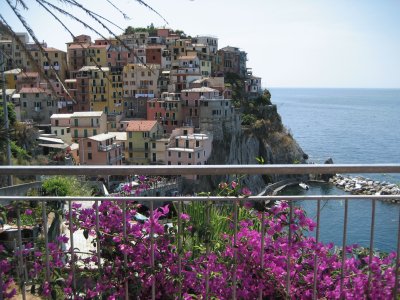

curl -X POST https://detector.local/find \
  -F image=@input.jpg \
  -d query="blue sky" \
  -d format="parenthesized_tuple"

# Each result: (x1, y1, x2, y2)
(2, 0, 400, 88)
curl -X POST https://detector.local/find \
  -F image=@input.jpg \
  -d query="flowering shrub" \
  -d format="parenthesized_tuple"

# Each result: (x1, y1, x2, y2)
(0, 180, 398, 299)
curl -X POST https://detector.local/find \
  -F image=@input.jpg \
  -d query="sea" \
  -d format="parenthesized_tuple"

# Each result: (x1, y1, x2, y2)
(269, 88, 400, 253)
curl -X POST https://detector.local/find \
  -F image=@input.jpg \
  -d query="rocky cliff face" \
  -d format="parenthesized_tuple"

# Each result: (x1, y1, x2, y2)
(188, 104, 307, 194)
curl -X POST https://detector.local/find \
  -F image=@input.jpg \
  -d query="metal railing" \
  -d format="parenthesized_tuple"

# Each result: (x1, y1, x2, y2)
(0, 164, 400, 300)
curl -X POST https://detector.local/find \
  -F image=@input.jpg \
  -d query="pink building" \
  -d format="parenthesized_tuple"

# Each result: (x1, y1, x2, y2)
(180, 87, 220, 128)
(16, 72, 40, 90)
(166, 127, 213, 179)
(107, 45, 135, 67)
(147, 92, 183, 134)
(79, 133, 123, 165)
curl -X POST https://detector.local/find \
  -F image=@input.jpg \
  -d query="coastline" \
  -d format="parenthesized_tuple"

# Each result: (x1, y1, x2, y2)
(330, 174, 400, 203)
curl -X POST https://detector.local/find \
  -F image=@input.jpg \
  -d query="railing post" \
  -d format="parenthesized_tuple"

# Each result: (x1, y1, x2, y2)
(232, 199, 238, 299)
(95, 199, 102, 279)
(367, 199, 376, 297)
(258, 206, 266, 300)
(150, 200, 156, 300)
(205, 200, 211, 300)
(286, 201, 293, 297)
(340, 199, 349, 298)
(312, 199, 321, 300)
(394, 207, 400, 298)
(122, 200, 129, 300)
(177, 200, 183, 299)
(68, 200, 76, 296)
(16, 205, 26, 300)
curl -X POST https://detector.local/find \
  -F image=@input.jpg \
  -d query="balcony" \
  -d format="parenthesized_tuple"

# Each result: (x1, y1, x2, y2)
(0, 164, 399, 299)
(98, 143, 121, 152)
(108, 154, 125, 164)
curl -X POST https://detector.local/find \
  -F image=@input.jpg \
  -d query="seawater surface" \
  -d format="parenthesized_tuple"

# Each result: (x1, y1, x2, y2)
(270, 88, 400, 252)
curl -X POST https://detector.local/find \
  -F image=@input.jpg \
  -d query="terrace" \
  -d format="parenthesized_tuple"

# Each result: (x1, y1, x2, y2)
(0, 164, 400, 299)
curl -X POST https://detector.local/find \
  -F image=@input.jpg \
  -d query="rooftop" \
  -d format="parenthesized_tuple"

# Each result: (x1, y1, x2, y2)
(89, 133, 116, 142)
(71, 111, 103, 118)
(126, 120, 158, 132)
(181, 87, 218, 93)
(19, 87, 47, 94)
(51, 114, 73, 119)
(4, 68, 22, 74)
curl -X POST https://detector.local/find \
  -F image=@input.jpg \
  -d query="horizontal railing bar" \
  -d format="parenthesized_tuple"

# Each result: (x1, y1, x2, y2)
(0, 164, 399, 176)
(1, 195, 399, 202)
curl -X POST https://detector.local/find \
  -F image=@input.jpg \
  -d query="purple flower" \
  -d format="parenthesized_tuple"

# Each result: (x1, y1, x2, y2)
(241, 187, 252, 196)
(24, 209, 33, 215)
(180, 213, 190, 221)
(57, 235, 69, 243)
(123, 184, 132, 193)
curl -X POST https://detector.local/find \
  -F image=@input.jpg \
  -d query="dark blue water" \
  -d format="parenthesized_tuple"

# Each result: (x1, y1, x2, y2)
(270, 88, 400, 253)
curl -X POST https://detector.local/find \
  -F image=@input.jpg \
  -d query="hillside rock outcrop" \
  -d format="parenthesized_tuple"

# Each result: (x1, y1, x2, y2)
(189, 104, 307, 194)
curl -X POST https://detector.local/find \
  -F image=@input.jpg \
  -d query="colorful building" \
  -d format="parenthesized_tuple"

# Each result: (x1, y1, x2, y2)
(50, 113, 72, 144)
(66, 35, 92, 77)
(216, 46, 247, 78)
(86, 44, 108, 67)
(166, 127, 213, 179)
(70, 111, 107, 143)
(125, 120, 163, 165)
(79, 133, 123, 165)
(122, 64, 160, 118)
(147, 92, 183, 133)
(19, 87, 57, 124)
(181, 87, 220, 128)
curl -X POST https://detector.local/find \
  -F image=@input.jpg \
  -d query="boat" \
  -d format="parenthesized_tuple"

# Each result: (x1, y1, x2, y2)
(299, 182, 309, 190)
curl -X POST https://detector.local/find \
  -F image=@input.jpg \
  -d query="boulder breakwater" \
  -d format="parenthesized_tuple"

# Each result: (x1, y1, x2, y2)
(330, 174, 400, 202)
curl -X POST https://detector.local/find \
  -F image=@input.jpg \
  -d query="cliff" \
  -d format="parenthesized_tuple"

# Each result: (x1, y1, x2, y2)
(187, 98, 307, 194)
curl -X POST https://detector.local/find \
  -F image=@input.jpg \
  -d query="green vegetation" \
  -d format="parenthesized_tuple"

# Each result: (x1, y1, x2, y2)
(41, 176, 93, 197)
(124, 24, 189, 38)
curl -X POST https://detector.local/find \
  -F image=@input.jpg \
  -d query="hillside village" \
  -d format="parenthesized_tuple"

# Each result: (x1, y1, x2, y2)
(1, 27, 265, 182)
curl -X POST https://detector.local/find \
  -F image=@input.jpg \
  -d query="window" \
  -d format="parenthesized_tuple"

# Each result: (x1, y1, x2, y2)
(61, 129, 64, 135)
(188, 153, 192, 159)
(55, 120, 59, 126)
(88, 153, 92, 160)
(93, 129, 97, 136)
(178, 152, 181, 158)
(196, 141, 200, 147)
(74, 119, 78, 126)
(74, 129, 78, 138)
(84, 129, 88, 138)
(152, 143, 156, 149)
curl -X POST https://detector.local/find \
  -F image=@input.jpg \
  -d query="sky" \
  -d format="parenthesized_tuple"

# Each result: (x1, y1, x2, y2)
(2, 0, 400, 88)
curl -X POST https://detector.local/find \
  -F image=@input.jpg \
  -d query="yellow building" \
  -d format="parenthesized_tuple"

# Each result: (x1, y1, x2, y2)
(21, 46, 68, 81)
(70, 111, 107, 143)
(4, 68, 21, 89)
(108, 67, 124, 116)
(122, 64, 160, 118)
(126, 120, 162, 165)
(80, 66, 109, 113)
(86, 44, 108, 67)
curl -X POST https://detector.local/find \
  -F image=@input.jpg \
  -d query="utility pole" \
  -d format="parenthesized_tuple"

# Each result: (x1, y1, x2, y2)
(1, 49, 13, 186)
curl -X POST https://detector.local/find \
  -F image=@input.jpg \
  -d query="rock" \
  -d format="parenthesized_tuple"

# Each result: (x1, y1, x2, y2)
(321, 158, 335, 181)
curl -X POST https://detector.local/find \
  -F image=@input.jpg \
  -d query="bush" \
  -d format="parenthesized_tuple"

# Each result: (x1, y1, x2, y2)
(0, 180, 397, 299)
